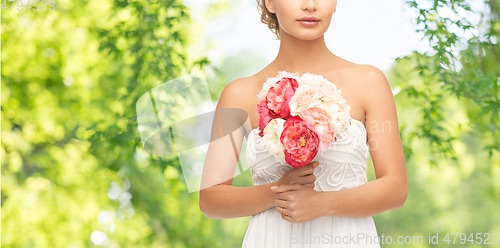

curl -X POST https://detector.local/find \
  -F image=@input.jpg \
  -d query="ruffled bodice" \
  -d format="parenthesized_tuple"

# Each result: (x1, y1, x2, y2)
(246, 118, 370, 191)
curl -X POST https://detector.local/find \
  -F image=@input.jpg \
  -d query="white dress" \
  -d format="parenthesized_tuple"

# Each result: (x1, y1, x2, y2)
(242, 118, 381, 248)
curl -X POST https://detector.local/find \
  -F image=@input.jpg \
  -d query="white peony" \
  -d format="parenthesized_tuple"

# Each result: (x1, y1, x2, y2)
(298, 73, 329, 88)
(289, 84, 323, 116)
(263, 118, 286, 164)
(326, 101, 352, 140)
(298, 73, 346, 103)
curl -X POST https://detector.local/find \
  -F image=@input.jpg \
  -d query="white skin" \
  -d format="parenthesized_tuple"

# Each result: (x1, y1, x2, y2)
(200, 0, 407, 224)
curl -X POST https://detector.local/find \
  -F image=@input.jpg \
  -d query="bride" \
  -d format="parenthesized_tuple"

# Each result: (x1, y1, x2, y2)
(199, 0, 407, 247)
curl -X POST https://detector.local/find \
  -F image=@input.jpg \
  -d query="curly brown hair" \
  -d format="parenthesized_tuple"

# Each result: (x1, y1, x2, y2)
(256, 0, 280, 40)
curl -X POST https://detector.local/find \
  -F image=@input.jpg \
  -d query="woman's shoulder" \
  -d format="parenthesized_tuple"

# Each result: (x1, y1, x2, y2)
(216, 74, 263, 131)
(218, 75, 260, 108)
(345, 63, 390, 94)
(330, 60, 387, 89)
(219, 68, 271, 102)
(329, 59, 379, 76)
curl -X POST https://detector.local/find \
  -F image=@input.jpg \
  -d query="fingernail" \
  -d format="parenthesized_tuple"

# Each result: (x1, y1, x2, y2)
(271, 186, 277, 190)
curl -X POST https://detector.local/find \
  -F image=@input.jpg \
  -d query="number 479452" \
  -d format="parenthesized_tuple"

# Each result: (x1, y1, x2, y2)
(443, 233, 498, 245)
(1, 0, 56, 11)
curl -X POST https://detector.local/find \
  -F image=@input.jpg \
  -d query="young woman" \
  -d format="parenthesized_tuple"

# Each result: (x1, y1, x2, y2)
(199, 0, 408, 247)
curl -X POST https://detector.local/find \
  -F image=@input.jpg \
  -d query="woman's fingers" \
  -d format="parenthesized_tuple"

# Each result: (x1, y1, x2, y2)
(300, 162, 318, 176)
(275, 206, 289, 217)
(303, 182, 315, 189)
(299, 174, 316, 184)
(290, 162, 317, 176)
(274, 191, 290, 201)
(275, 198, 287, 207)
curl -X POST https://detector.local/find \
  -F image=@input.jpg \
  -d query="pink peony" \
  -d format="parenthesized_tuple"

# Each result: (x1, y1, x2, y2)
(266, 77, 299, 119)
(298, 106, 334, 153)
(256, 100, 274, 137)
(256, 76, 299, 137)
(280, 116, 320, 168)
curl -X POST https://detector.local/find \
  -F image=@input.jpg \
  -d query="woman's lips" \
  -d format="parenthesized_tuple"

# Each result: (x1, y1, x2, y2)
(297, 20, 320, 26)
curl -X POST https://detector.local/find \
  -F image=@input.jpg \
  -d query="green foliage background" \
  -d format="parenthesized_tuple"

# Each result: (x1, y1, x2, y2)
(1, 0, 499, 247)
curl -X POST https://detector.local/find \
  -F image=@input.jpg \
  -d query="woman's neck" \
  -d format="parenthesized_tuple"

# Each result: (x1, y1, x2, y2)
(272, 33, 335, 75)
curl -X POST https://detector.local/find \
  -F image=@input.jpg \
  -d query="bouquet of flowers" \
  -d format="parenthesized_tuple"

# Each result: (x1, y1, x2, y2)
(255, 70, 352, 168)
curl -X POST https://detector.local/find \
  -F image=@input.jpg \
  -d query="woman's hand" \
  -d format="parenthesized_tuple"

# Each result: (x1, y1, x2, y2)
(275, 161, 319, 189)
(270, 183, 325, 223)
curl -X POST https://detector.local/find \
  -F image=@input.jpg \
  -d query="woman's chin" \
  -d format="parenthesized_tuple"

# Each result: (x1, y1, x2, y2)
(292, 32, 325, 41)
(281, 25, 327, 41)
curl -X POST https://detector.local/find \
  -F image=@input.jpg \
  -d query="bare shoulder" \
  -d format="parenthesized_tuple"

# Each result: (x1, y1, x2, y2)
(329, 60, 388, 87)
(216, 76, 257, 134)
(351, 64, 393, 107)
(218, 77, 245, 105)
(217, 77, 254, 109)
(357, 65, 390, 88)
